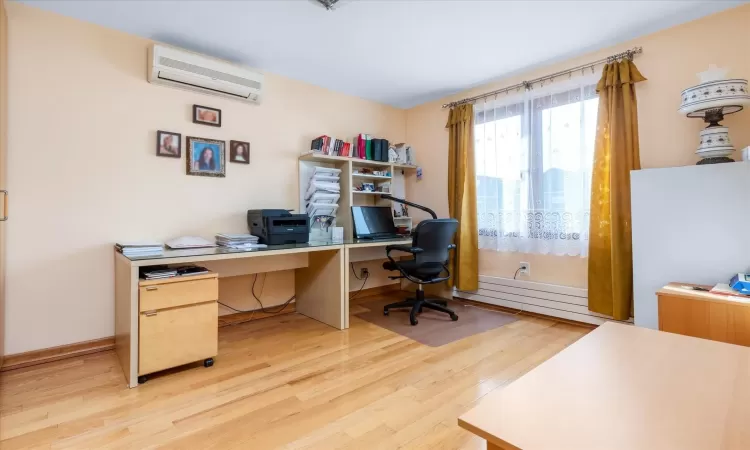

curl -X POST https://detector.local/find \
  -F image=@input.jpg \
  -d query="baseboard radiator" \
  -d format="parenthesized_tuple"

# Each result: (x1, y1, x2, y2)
(455, 275, 616, 326)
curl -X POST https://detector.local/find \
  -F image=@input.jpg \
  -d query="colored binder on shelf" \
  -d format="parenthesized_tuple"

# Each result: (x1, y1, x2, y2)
(358, 134, 366, 159)
(365, 135, 373, 160)
(372, 139, 382, 162)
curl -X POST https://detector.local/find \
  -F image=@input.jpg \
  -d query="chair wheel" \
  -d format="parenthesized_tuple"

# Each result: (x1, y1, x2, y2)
(410, 317, 418, 326)
(450, 314, 459, 321)
(204, 358, 214, 368)
(137, 375, 148, 384)
(383, 310, 389, 316)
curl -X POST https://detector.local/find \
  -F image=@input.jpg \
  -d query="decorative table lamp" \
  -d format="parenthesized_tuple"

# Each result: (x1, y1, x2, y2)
(679, 65, 749, 164)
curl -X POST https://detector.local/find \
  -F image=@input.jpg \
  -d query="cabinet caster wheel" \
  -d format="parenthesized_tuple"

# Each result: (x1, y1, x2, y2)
(410, 318, 418, 326)
(383, 310, 389, 316)
(138, 375, 148, 384)
(450, 314, 459, 321)
(204, 358, 214, 368)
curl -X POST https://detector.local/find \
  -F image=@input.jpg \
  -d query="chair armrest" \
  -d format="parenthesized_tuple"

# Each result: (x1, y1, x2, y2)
(385, 244, 423, 255)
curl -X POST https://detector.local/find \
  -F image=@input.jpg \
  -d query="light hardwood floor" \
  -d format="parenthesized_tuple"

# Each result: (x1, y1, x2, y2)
(0, 294, 590, 449)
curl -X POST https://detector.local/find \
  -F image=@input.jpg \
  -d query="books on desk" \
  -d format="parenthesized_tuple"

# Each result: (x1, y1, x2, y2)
(116, 242, 163, 257)
(215, 233, 267, 250)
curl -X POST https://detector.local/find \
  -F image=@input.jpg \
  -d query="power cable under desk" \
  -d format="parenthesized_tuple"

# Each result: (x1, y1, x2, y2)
(349, 262, 369, 300)
(217, 274, 295, 325)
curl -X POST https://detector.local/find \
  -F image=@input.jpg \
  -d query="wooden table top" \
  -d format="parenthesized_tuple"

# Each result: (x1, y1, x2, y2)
(458, 322, 750, 450)
(658, 282, 750, 306)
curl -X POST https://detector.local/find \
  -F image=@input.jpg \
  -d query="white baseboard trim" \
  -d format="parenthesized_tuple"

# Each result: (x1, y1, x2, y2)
(456, 276, 629, 326)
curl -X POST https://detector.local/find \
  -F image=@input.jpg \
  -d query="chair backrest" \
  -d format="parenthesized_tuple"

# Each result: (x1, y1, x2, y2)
(412, 219, 459, 266)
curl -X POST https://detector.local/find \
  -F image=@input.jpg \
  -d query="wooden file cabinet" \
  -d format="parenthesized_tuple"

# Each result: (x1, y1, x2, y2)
(657, 283, 750, 346)
(138, 273, 218, 382)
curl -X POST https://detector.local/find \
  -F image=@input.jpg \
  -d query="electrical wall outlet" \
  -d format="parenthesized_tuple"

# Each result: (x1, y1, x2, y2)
(360, 268, 369, 278)
(518, 262, 530, 276)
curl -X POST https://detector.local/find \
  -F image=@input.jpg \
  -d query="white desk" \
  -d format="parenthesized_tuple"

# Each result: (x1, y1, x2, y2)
(115, 238, 412, 387)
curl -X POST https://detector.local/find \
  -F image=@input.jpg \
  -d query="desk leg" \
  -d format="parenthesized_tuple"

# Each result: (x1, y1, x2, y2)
(114, 253, 139, 388)
(295, 249, 346, 329)
(344, 247, 350, 329)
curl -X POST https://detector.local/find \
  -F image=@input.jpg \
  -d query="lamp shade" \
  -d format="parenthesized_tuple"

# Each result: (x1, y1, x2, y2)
(679, 65, 750, 115)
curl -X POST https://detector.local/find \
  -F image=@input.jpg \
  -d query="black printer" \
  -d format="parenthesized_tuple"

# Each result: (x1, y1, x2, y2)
(247, 209, 309, 245)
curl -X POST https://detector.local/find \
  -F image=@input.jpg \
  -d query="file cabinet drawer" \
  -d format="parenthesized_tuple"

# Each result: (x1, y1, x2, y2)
(138, 302, 218, 376)
(139, 274, 218, 312)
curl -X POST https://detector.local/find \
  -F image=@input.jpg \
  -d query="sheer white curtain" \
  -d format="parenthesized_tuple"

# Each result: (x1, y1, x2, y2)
(475, 79, 598, 256)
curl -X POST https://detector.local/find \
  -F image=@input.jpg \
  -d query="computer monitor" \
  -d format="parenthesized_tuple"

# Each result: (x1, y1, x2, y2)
(351, 206, 398, 239)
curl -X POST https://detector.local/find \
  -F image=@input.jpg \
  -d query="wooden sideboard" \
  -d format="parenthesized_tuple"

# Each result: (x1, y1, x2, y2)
(657, 283, 750, 346)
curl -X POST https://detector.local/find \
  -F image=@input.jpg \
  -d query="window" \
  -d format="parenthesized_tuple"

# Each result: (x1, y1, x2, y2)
(475, 80, 598, 256)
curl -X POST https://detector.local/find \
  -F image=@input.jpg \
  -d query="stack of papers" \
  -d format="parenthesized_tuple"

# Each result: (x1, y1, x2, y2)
(305, 167, 341, 199)
(215, 233, 267, 249)
(165, 236, 216, 249)
(116, 242, 163, 257)
(142, 268, 177, 280)
(305, 180, 340, 199)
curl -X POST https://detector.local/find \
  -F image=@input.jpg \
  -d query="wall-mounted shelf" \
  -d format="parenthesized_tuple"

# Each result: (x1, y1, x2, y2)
(299, 151, 417, 170)
(352, 173, 392, 180)
(352, 190, 388, 195)
(299, 152, 386, 167)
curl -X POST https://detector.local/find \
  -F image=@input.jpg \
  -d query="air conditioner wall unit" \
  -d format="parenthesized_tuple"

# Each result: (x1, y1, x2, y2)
(148, 44, 264, 103)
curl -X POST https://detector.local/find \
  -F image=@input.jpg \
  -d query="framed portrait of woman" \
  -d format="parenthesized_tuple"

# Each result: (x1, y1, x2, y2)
(186, 136, 226, 178)
(229, 140, 250, 164)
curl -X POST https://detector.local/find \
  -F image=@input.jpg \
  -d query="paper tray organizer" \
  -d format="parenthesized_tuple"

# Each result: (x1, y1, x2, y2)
(305, 166, 342, 240)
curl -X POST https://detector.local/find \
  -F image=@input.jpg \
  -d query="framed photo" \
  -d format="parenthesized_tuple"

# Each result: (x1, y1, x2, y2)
(156, 130, 181, 158)
(192, 105, 221, 127)
(186, 136, 225, 178)
(230, 140, 250, 164)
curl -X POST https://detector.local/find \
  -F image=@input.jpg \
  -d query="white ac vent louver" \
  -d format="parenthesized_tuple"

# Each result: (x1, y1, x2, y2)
(148, 44, 263, 103)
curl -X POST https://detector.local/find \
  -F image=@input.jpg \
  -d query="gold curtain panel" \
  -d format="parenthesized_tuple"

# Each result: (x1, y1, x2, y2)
(588, 60, 647, 320)
(446, 104, 479, 291)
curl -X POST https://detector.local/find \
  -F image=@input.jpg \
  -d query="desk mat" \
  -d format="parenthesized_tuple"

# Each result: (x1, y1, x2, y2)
(353, 297, 518, 347)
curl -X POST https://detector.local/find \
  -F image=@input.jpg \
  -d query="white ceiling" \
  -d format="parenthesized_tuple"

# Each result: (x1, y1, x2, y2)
(20, 0, 745, 108)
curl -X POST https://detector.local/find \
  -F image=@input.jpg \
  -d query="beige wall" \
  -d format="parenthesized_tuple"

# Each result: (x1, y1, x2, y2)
(406, 4, 750, 289)
(5, 3, 405, 354)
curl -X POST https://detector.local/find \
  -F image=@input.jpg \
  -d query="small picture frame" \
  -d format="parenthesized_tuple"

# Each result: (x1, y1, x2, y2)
(229, 140, 250, 164)
(186, 136, 226, 178)
(156, 130, 181, 158)
(192, 105, 221, 127)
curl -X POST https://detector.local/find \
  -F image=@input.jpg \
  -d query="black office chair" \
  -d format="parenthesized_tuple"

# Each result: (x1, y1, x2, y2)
(382, 218, 459, 326)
